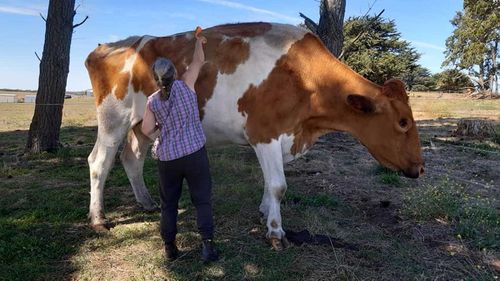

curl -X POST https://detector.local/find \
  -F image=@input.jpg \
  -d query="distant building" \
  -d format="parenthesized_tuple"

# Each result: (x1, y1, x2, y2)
(24, 95, 36, 103)
(0, 94, 16, 103)
(86, 89, 93, 97)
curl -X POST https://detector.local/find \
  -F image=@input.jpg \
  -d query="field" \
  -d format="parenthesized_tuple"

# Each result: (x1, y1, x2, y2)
(0, 92, 499, 280)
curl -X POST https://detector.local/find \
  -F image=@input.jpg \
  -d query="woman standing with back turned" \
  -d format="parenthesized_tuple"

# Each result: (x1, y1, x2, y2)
(141, 27, 218, 263)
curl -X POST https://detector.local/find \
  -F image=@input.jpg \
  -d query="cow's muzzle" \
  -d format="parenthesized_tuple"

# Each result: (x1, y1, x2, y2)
(402, 164, 425, 179)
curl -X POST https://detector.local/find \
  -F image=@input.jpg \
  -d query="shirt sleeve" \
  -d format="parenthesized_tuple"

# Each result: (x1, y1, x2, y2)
(147, 92, 157, 113)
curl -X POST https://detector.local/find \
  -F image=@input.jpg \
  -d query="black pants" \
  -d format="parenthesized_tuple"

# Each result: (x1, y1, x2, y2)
(158, 146, 214, 243)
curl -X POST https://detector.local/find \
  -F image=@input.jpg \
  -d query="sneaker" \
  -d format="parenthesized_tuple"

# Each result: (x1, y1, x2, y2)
(201, 239, 219, 262)
(165, 242, 179, 261)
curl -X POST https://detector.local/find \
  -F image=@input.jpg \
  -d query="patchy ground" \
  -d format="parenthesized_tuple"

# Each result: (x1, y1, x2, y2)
(0, 94, 499, 280)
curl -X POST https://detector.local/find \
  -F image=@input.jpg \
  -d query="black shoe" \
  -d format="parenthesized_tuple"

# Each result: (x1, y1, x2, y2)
(165, 242, 179, 261)
(201, 239, 219, 262)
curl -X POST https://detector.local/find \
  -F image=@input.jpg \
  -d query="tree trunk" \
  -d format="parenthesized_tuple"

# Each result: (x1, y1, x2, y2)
(317, 0, 346, 57)
(300, 0, 346, 57)
(491, 41, 498, 95)
(26, 0, 76, 153)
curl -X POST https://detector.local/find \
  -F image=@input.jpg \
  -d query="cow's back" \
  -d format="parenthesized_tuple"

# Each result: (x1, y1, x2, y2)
(85, 23, 310, 144)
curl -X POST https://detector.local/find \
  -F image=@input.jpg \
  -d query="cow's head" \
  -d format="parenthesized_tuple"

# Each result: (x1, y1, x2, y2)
(346, 79, 424, 178)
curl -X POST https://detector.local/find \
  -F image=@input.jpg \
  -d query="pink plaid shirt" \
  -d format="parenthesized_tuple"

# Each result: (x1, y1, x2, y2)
(148, 80, 206, 161)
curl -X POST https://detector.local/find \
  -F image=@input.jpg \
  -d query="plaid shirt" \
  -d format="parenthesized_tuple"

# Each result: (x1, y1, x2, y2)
(148, 80, 206, 161)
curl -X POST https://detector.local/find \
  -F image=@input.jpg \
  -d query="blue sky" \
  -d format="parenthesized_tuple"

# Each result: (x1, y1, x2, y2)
(0, 0, 462, 91)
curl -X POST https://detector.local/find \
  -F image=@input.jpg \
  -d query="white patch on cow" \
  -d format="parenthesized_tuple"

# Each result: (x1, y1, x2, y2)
(121, 53, 137, 73)
(279, 133, 311, 163)
(137, 36, 154, 51)
(202, 24, 307, 146)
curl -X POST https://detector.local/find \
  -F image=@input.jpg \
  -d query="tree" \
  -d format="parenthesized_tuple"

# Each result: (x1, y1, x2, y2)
(405, 66, 437, 92)
(300, 0, 346, 57)
(26, 0, 88, 153)
(341, 16, 421, 85)
(434, 69, 473, 92)
(443, 0, 499, 94)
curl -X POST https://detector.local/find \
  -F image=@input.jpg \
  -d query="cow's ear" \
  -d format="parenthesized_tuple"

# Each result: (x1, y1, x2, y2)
(346, 94, 377, 114)
(382, 79, 408, 103)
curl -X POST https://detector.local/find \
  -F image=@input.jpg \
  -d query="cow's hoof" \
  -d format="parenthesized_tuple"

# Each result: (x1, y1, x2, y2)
(270, 237, 289, 251)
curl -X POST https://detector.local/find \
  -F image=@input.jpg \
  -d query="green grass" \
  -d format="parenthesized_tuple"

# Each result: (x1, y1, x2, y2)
(403, 179, 499, 250)
(373, 165, 402, 186)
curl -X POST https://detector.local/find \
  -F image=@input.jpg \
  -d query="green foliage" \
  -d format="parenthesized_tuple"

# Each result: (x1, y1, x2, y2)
(405, 66, 437, 92)
(443, 0, 499, 92)
(404, 180, 499, 249)
(342, 16, 421, 85)
(433, 69, 474, 92)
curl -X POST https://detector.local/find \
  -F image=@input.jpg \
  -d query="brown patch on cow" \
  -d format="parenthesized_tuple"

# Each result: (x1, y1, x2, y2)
(237, 33, 328, 149)
(149, 28, 252, 118)
(195, 62, 218, 120)
(271, 220, 278, 228)
(86, 47, 136, 106)
(214, 38, 250, 74)
(131, 40, 159, 96)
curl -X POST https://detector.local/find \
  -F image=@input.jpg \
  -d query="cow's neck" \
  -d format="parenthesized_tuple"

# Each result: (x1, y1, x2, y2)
(305, 55, 381, 141)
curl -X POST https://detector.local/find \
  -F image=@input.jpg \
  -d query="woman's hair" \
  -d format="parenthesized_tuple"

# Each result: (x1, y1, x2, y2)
(152, 58, 177, 100)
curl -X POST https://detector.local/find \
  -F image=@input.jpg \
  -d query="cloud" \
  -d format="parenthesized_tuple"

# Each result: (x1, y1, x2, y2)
(197, 0, 300, 23)
(0, 5, 42, 16)
(407, 40, 446, 51)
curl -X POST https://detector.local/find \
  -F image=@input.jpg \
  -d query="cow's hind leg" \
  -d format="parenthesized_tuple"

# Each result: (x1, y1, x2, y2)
(88, 133, 122, 231)
(120, 124, 158, 211)
(253, 140, 289, 250)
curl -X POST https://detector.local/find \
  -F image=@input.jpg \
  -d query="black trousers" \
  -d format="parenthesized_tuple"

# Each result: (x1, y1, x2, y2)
(157, 146, 214, 243)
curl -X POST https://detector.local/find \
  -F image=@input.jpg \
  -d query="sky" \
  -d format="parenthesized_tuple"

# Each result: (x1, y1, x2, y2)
(0, 0, 463, 91)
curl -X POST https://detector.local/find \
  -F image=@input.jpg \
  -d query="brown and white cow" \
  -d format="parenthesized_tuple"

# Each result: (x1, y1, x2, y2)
(85, 22, 424, 248)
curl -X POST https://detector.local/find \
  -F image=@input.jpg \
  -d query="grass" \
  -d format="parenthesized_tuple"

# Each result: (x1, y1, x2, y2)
(373, 165, 401, 186)
(410, 91, 500, 120)
(0, 94, 499, 280)
(403, 179, 499, 250)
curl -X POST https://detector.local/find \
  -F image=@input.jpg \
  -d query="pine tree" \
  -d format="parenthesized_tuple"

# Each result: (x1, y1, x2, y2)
(341, 16, 420, 85)
(443, 0, 499, 94)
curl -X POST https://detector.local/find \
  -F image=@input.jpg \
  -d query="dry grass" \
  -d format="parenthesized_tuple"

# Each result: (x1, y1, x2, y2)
(0, 97, 96, 132)
(410, 91, 500, 120)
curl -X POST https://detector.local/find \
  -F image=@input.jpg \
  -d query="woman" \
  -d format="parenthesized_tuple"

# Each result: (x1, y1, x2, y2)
(141, 28, 218, 262)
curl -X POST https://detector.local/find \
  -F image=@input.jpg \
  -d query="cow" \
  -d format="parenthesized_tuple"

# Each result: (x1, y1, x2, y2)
(85, 22, 424, 250)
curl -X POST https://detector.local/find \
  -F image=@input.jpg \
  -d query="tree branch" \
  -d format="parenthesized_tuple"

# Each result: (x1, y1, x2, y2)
(338, 9, 384, 59)
(73, 15, 88, 29)
(39, 12, 46, 22)
(35, 51, 41, 62)
(299, 12, 318, 34)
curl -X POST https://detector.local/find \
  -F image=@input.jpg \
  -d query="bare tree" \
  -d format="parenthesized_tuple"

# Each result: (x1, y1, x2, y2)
(300, 0, 346, 57)
(26, 0, 88, 153)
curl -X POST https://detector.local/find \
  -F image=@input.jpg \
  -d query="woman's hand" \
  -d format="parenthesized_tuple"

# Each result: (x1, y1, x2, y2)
(195, 26, 207, 44)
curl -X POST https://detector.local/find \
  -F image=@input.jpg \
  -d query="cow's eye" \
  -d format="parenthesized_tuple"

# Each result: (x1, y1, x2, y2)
(399, 118, 408, 128)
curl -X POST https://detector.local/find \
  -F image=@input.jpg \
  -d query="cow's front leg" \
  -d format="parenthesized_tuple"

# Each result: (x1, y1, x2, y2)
(253, 140, 289, 250)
